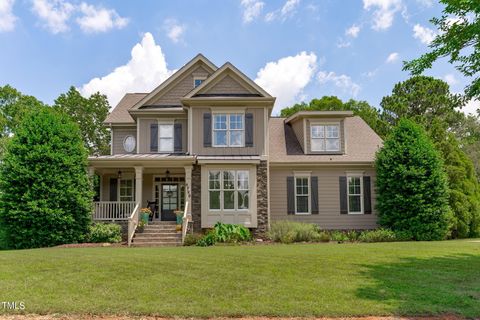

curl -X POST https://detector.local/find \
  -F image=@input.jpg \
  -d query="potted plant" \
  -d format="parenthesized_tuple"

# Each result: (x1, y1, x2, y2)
(140, 208, 152, 224)
(174, 208, 183, 231)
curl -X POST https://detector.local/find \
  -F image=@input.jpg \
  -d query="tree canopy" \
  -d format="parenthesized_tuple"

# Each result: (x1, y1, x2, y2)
(403, 0, 480, 101)
(54, 86, 111, 155)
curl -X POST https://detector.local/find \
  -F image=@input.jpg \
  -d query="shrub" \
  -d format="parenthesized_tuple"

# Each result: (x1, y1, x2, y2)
(0, 108, 93, 249)
(375, 119, 451, 240)
(329, 230, 349, 243)
(197, 222, 252, 247)
(183, 233, 203, 246)
(316, 231, 331, 242)
(0, 227, 7, 250)
(87, 223, 122, 243)
(268, 221, 320, 243)
(358, 229, 397, 243)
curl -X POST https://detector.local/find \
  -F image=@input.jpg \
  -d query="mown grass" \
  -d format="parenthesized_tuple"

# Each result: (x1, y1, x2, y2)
(0, 240, 479, 317)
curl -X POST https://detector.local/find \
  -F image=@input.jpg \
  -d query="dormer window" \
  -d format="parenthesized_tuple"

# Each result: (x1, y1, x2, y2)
(213, 113, 244, 147)
(194, 77, 206, 88)
(311, 123, 340, 152)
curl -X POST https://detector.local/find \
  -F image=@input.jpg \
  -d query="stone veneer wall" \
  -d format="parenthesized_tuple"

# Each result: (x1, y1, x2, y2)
(255, 160, 269, 236)
(191, 164, 202, 232)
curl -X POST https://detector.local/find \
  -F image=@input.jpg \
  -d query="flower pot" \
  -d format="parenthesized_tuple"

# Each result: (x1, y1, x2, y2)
(141, 212, 149, 224)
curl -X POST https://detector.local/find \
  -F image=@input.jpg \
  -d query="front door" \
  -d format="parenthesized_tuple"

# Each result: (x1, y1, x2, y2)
(161, 183, 178, 221)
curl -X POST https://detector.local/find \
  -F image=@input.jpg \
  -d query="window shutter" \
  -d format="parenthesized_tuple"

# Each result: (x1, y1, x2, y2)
(339, 176, 348, 214)
(174, 122, 182, 152)
(203, 113, 212, 147)
(245, 113, 254, 147)
(150, 123, 158, 152)
(109, 178, 118, 201)
(311, 176, 319, 214)
(287, 176, 295, 215)
(363, 176, 372, 214)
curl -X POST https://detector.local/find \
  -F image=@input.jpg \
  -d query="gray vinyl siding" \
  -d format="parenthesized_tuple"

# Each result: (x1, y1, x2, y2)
(305, 118, 346, 154)
(112, 127, 136, 155)
(191, 107, 265, 156)
(290, 119, 305, 152)
(204, 75, 252, 94)
(137, 117, 188, 154)
(151, 65, 210, 105)
(269, 166, 378, 229)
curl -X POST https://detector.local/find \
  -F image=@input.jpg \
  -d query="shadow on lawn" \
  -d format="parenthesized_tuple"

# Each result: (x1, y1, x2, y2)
(356, 254, 480, 318)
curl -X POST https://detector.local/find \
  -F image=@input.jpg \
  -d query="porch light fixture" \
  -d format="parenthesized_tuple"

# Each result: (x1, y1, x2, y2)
(165, 170, 170, 178)
(117, 170, 122, 179)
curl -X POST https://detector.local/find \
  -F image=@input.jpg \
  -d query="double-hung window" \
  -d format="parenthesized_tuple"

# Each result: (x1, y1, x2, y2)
(213, 114, 244, 147)
(158, 123, 174, 152)
(295, 177, 310, 214)
(119, 179, 134, 202)
(347, 175, 363, 214)
(311, 124, 340, 152)
(208, 170, 249, 211)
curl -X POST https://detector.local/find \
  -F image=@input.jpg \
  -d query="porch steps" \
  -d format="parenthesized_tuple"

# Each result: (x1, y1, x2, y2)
(132, 221, 181, 247)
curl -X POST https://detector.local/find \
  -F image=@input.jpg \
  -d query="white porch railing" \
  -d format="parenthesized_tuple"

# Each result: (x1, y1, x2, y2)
(127, 203, 140, 247)
(181, 200, 191, 244)
(93, 201, 136, 221)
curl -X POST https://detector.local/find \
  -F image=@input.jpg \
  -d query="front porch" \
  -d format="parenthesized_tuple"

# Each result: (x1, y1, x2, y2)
(88, 155, 196, 245)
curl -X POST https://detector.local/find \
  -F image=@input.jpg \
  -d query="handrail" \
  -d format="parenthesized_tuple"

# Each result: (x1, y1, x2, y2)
(181, 200, 191, 244)
(127, 203, 140, 247)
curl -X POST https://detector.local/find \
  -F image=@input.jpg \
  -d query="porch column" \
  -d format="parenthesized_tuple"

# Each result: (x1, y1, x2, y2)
(134, 166, 143, 208)
(184, 165, 192, 215)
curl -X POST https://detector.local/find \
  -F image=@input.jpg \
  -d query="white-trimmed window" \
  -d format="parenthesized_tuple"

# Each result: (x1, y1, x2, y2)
(311, 124, 340, 152)
(158, 123, 174, 152)
(213, 114, 244, 147)
(295, 176, 310, 214)
(347, 175, 363, 214)
(208, 170, 249, 211)
(119, 179, 134, 202)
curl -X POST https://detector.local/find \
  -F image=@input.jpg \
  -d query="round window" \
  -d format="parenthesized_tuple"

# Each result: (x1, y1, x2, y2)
(123, 135, 136, 153)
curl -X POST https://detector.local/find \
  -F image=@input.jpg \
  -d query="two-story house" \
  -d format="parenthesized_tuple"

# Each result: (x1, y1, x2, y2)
(88, 54, 382, 245)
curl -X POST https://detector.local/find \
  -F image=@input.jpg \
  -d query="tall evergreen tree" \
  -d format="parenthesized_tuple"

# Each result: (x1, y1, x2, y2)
(375, 119, 451, 241)
(0, 108, 92, 249)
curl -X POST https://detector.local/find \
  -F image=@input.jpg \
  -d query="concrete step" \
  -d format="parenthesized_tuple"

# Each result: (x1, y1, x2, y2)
(134, 237, 181, 243)
(148, 221, 177, 225)
(137, 231, 179, 237)
(132, 242, 182, 247)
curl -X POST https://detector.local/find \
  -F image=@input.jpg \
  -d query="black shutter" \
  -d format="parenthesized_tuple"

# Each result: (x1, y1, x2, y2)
(203, 113, 212, 147)
(287, 176, 295, 215)
(363, 176, 372, 214)
(311, 176, 319, 214)
(109, 178, 118, 201)
(174, 122, 182, 152)
(245, 113, 254, 147)
(339, 176, 348, 214)
(150, 123, 158, 152)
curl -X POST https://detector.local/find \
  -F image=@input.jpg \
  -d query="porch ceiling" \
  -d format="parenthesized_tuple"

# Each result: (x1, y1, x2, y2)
(88, 153, 196, 168)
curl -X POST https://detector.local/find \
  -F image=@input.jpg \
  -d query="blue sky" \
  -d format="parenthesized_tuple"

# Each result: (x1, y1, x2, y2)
(0, 0, 476, 115)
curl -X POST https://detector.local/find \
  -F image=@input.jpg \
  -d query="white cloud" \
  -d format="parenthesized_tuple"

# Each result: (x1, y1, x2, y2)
(416, 0, 433, 7)
(240, 0, 264, 23)
(345, 24, 360, 38)
(0, 0, 16, 32)
(80, 32, 175, 108)
(255, 51, 317, 114)
(31, 0, 75, 34)
(443, 73, 458, 86)
(265, 0, 300, 22)
(386, 52, 399, 63)
(363, 0, 403, 30)
(317, 71, 360, 97)
(163, 18, 186, 43)
(461, 99, 479, 115)
(76, 2, 128, 33)
(413, 23, 436, 44)
(336, 39, 351, 48)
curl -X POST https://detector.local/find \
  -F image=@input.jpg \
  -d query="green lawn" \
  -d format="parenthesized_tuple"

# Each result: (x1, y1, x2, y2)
(0, 240, 479, 318)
